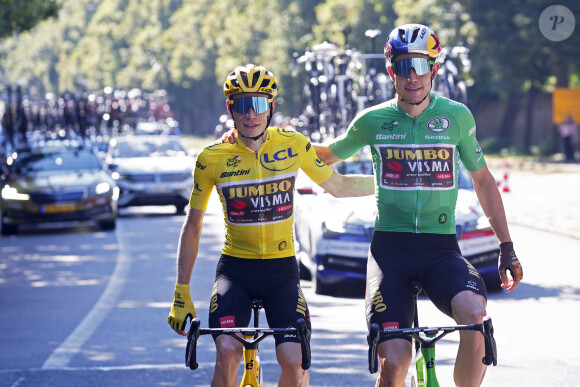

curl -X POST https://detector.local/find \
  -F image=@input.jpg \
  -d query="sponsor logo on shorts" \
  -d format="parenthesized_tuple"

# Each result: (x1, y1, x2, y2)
(296, 284, 307, 317)
(382, 322, 399, 331)
(466, 280, 479, 291)
(219, 316, 236, 328)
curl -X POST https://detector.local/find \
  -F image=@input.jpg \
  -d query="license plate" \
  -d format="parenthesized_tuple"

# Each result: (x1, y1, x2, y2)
(146, 186, 171, 193)
(43, 203, 77, 213)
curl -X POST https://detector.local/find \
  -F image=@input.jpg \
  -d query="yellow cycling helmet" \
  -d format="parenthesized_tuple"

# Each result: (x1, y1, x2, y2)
(223, 64, 278, 102)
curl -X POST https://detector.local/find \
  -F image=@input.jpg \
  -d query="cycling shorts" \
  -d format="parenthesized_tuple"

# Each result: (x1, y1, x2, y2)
(365, 231, 487, 342)
(208, 255, 311, 346)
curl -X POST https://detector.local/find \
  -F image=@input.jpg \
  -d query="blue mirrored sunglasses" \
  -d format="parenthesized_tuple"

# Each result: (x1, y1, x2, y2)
(229, 96, 271, 114)
(390, 57, 435, 77)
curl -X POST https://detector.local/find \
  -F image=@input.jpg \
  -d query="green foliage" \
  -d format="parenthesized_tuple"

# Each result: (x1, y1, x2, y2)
(0, 0, 578, 138)
(0, 0, 60, 39)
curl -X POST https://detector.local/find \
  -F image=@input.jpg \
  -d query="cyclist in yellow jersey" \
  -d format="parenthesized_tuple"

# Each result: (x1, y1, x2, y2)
(168, 64, 374, 387)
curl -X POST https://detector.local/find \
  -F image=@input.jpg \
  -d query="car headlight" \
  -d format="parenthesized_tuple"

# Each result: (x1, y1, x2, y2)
(111, 171, 126, 180)
(95, 182, 111, 195)
(1, 185, 30, 200)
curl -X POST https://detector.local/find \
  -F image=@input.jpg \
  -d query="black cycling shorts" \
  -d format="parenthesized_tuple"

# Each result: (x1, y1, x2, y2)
(208, 254, 310, 346)
(365, 231, 487, 342)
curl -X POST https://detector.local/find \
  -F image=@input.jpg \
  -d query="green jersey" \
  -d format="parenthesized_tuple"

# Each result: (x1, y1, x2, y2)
(329, 93, 486, 234)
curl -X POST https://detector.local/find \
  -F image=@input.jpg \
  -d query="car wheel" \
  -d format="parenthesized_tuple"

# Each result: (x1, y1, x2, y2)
(313, 272, 331, 295)
(1, 220, 18, 236)
(98, 219, 116, 231)
(297, 253, 312, 281)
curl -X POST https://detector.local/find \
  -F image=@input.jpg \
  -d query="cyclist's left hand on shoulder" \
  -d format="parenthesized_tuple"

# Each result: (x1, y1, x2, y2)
(498, 242, 523, 292)
(168, 284, 196, 336)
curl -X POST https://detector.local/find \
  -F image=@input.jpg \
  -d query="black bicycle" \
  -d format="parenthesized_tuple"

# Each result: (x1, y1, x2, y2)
(368, 281, 497, 386)
(186, 299, 311, 387)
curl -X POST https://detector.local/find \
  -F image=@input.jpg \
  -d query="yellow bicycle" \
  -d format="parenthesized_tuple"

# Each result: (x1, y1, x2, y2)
(186, 299, 311, 387)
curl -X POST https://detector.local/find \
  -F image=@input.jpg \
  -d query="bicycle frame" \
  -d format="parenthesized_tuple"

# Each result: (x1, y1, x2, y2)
(186, 299, 311, 387)
(368, 282, 497, 387)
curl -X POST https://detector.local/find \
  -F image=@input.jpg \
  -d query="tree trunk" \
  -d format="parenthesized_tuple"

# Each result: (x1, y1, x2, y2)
(499, 89, 523, 145)
(523, 86, 536, 153)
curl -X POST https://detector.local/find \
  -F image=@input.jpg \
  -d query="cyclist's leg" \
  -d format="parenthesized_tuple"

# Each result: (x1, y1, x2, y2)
(420, 246, 488, 387)
(261, 257, 310, 387)
(208, 255, 253, 386)
(275, 343, 309, 387)
(366, 232, 416, 387)
(212, 335, 243, 387)
(451, 290, 487, 387)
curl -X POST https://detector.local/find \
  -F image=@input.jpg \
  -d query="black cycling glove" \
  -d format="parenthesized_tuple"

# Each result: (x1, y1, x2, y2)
(498, 242, 523, 290)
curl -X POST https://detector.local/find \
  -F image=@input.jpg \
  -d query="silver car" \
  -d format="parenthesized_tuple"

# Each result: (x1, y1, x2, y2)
(105, 135, 195, 214)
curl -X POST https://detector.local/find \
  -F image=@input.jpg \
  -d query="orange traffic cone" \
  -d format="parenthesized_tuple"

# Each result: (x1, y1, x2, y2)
(501, 159, 510, 193)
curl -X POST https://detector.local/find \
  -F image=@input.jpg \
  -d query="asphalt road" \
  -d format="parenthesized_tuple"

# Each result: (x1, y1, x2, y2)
(1, 164, 579, 386)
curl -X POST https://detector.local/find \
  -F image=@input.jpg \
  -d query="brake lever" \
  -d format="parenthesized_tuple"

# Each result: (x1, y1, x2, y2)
(186, 318, 201, 370)
(296, 318, 311, 370)
(368, 324, 380, 374)
(481, 316, 497, 366)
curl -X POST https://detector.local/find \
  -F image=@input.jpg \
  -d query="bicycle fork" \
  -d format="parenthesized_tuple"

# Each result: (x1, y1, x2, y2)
(413, 336, 438, 387)
(241, 341, 262, 387)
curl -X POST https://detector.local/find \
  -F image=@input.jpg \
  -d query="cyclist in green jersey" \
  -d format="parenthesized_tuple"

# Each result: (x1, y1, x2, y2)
(167, 64, 374, 387)
(313, 24, 524, 387)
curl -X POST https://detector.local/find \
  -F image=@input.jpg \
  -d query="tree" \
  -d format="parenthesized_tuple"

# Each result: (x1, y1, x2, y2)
(0, 0, 60, 39)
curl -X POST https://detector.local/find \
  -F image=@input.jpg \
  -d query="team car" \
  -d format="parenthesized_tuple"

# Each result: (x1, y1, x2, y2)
(1, 142, 118, 235)
(105, 135, 194, 214)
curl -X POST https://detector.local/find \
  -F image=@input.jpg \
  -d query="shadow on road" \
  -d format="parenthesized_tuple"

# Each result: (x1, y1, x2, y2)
(487, 281, 580, 301)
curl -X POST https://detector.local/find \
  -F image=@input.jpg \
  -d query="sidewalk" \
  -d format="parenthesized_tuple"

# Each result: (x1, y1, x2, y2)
(486, 157, 580, 240)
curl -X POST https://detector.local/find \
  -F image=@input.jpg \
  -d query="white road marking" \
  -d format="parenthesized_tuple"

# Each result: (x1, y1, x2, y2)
(41, 223, 131, 369)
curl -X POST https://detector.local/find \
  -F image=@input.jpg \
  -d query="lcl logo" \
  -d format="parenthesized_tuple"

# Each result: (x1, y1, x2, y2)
(262, 148, 298, 163)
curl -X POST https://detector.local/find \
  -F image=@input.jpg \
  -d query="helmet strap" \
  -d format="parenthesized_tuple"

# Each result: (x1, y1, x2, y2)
(239, 129, 267, 141)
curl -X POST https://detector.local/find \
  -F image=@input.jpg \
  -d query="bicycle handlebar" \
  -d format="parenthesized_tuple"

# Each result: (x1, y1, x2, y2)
(367, 316, 498, 374)
(482, 316, 497, 366)
(186, 318, 312, 371)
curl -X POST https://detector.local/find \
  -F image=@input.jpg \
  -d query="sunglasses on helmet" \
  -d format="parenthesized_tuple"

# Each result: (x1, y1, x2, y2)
(228, 96, 271, 114)
(390, 57, 435, 77)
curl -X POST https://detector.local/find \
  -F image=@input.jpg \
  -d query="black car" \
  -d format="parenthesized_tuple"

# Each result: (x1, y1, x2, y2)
(1, 142, 118, 235)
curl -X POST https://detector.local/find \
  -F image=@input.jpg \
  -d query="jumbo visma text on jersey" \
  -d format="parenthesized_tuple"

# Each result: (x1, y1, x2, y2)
(189, 127, 333, 259)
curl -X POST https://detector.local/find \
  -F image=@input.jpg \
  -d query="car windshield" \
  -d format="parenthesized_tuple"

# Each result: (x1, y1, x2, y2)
(112, 139, 187, 158)
(12, 149, 102, 173)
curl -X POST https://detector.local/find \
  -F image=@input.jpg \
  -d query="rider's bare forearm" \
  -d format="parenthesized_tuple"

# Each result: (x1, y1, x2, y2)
(471, 166, 512, 244)
(313, 144, 343, 166)
(176, 208, 204, 284)
(320, 171, 375, 198)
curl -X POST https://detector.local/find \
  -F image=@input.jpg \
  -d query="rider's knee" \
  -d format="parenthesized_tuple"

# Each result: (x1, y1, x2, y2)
(276, 343, 303, 372)
(379, 342, 412, 378)
(215, 336, 242, 365)
(452, 292, 487, 324)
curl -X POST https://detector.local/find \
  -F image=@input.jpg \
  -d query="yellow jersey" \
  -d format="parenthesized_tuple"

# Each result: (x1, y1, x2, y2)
(190, 127, 334, 259)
